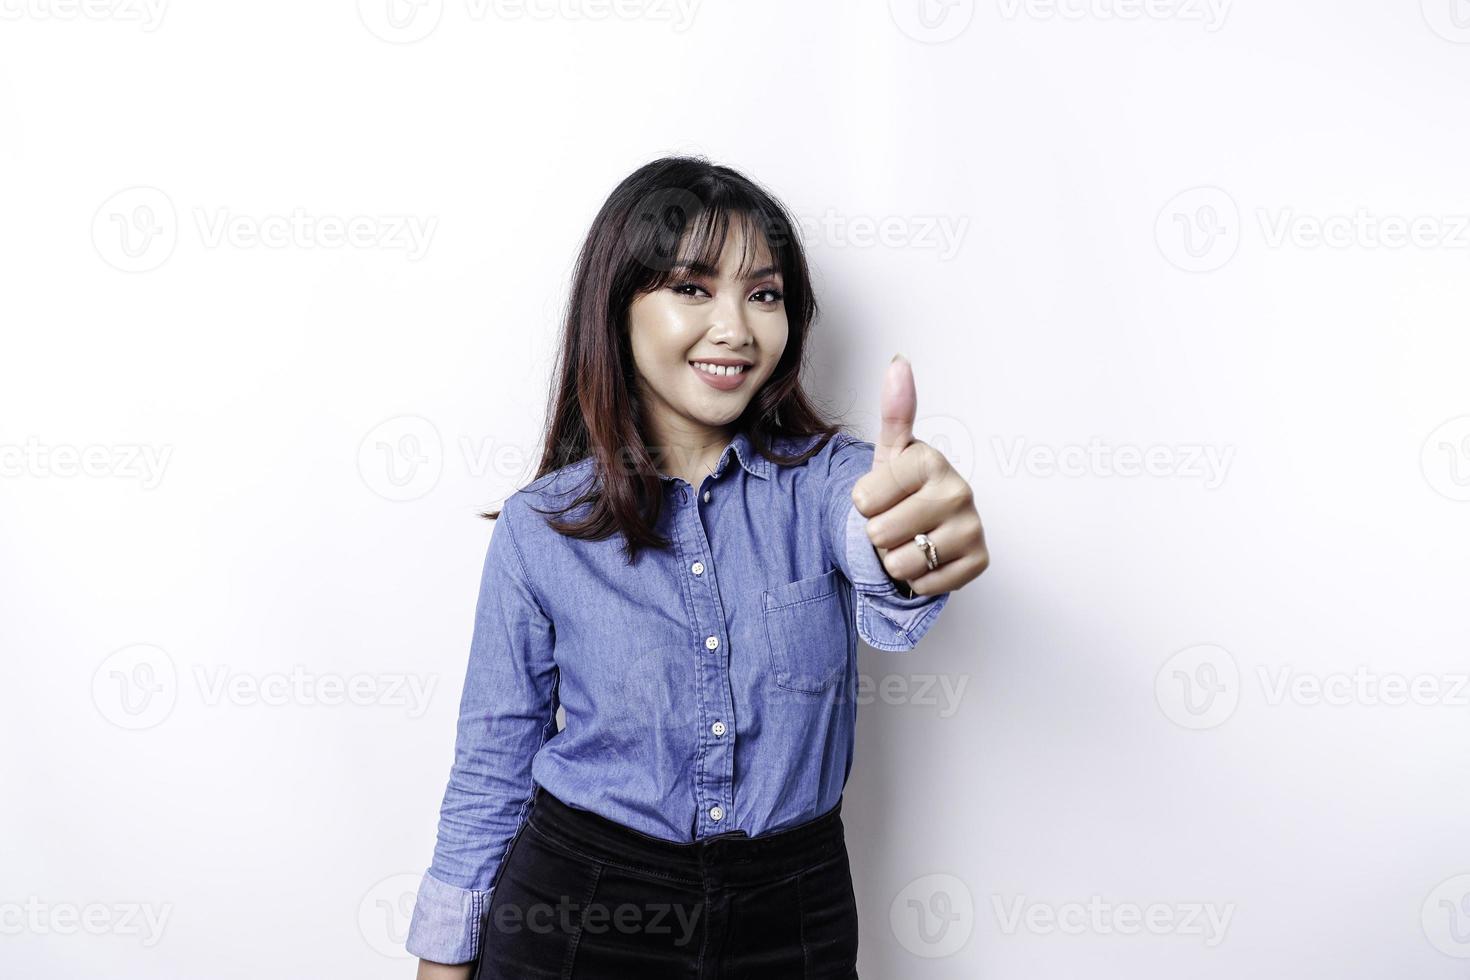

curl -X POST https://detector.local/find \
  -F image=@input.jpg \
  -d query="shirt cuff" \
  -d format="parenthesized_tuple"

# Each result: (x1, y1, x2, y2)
(404, 869, 490, 965)
(844, 502, 951, 651)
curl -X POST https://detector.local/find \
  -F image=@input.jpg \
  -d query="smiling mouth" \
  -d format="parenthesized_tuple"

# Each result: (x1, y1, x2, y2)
(690, 360, 751, 377)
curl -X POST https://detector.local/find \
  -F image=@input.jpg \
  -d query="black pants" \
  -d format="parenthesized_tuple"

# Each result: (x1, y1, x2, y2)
(472, 786, 859, 979)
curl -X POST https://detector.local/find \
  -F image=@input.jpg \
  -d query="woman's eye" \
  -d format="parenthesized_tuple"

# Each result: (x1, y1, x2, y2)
(669, 281, 781, 303)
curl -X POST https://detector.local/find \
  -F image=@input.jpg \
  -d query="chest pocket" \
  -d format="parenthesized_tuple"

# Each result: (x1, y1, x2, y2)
(762, 568, 850, 695)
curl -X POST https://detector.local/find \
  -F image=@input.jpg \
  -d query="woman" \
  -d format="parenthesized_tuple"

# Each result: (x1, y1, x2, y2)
(407, 156, 989, 979)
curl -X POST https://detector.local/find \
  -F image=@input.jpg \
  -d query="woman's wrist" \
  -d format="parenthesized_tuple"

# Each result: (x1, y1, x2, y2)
(416, 958, 473, 980)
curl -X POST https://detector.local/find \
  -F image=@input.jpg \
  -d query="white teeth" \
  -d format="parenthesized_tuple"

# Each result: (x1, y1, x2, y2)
(692, 361, 748, 377)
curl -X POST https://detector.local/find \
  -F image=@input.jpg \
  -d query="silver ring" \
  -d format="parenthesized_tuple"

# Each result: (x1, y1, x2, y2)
(913, 532, 940, 571)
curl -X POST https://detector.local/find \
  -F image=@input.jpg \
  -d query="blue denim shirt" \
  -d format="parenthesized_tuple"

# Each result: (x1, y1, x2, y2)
(405, 428, 951, 963)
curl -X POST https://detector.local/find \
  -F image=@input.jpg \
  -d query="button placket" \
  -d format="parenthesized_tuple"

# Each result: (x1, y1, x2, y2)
(679, 478, 736, 838)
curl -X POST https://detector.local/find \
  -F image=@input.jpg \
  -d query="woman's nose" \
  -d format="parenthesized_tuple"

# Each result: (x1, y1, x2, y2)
(706, 293, 751, 340)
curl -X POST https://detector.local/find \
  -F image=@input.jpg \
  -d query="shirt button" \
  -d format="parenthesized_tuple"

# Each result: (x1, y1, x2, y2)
(710, 805, 724, 822)
(705, 635, 719, 651)
(691, 561, 704, 576)
(711, 721, 726, 737)
(702, 490, 711, 503)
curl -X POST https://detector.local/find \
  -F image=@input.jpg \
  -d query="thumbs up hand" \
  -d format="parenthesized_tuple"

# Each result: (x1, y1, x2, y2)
(850, 354, 989, 597)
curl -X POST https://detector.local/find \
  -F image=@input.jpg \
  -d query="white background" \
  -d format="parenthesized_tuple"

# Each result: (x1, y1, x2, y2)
(3, 1, 1470, 977)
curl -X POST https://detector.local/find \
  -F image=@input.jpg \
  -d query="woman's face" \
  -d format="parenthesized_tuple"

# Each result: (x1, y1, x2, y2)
(627, 222, 789, 449)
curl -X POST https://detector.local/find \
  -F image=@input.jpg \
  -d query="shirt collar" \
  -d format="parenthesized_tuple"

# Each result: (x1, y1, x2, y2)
(718, 428, 771, 480)
(658, 428, 771, 484)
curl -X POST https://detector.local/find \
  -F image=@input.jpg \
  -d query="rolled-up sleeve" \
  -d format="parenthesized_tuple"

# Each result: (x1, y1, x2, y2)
(824, 433, 951, 652)
(406, 494, 559, 964)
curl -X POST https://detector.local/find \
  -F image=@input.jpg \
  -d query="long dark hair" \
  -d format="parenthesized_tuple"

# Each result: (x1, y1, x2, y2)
(483, 155, 846, 564)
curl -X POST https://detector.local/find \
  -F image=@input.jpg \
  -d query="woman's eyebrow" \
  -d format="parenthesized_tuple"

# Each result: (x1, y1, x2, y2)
(672, 260, 782, 281)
